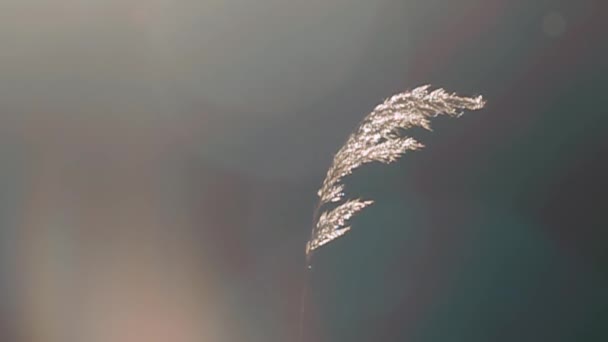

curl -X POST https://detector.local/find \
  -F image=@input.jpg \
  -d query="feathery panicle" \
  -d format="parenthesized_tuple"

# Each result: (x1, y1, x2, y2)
(307, 85, 485, 257)
(306, 199, 374, 256)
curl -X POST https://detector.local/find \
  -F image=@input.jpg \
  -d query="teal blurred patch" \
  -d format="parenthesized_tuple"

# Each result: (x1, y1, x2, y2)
(414, 206, 608, 341)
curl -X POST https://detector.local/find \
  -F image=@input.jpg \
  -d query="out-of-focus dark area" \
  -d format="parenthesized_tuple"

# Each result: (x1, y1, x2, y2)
(0, 0, 606, 341)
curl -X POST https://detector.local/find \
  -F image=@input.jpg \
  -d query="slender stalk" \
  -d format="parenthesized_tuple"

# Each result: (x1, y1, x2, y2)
(298, 202, 320, 342)
(298, 263, 311, 342)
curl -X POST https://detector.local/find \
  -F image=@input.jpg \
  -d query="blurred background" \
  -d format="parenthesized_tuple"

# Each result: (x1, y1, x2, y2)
(0, 0, 606, 341)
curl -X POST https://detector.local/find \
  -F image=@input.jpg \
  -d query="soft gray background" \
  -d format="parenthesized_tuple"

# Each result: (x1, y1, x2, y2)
(0, 0, 606, 341)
